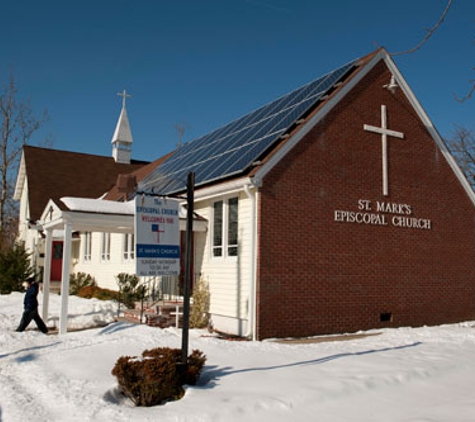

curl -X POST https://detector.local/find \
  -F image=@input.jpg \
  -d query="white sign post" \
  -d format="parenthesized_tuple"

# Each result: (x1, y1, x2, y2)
(135, 196, 180, 276)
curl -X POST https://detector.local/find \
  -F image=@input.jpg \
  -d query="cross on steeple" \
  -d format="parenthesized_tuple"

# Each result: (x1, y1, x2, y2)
(363, 105, 404, 197)
(117, 89, 132, 108)
(111, 88, 133, 163)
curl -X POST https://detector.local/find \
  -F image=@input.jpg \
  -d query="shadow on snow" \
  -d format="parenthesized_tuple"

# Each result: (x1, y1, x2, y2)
(0, 342, 62, 361)
(198, 342, 422, 388)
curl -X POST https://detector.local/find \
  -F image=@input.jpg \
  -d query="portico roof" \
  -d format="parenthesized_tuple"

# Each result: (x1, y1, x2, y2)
(39, 197, 207, 234)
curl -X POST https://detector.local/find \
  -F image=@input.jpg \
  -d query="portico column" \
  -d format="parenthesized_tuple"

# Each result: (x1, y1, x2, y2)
(59, 221, 73, 335)
(42, 228, 53, 322)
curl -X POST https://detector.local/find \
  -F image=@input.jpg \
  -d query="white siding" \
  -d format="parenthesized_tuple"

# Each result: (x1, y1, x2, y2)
(17, 178, 36, 252)
(73, 232, 135, 290)
(194, 191, 253, 335)
(17, 178, 29, 245)
(17, 178, 45, 274)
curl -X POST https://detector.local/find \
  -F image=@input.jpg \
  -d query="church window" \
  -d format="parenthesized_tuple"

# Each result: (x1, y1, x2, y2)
(228, 197, 238, 256)
(213, 201, 223, 257)
(101, 232, 111, 261)
(123, 233, 135, 260)
(83, 232, 92, 261)
(212, 196, 239, 258)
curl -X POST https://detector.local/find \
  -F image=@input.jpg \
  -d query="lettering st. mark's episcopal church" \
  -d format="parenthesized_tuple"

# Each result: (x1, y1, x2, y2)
(15, 48, 475, 339)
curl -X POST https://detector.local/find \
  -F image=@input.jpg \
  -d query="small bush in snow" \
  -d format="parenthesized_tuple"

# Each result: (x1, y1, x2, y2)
(111, 347, 206, 407)
(190, 277, 211, 329)
(77, 285, 118, 301)
(69, 272, 96, 295)
(116, 273, 146, 309)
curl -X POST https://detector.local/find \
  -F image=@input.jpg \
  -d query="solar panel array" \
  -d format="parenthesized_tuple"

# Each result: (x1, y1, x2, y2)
(139, 59, 357, 195)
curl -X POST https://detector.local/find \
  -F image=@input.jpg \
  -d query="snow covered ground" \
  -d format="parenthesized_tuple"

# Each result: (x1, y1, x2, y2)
(1, 291, 475, 421)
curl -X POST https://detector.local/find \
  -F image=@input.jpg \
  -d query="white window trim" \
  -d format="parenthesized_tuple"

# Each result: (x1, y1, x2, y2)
(83, 232, 92, 262)
(123, 233, 135, 261)
(101, 232, 111, 262)
(211, 195, 239, 261)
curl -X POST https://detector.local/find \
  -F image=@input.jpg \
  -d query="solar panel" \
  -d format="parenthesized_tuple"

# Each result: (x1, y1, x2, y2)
(139, 58, 358, 195)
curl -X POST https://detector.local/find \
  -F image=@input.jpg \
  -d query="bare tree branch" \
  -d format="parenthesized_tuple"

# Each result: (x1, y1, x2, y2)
(391, 0, 453, 56)
(446, 126, 475, 187)
(389, 1, 475, 103)
(0, 71, 49, 248)
(454, 67, 475, 102)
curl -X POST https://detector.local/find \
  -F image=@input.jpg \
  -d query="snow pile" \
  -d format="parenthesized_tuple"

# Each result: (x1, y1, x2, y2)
(1, 292, 475, 421)
(1, 291, 117, 331)
(60, 197, 135, 215)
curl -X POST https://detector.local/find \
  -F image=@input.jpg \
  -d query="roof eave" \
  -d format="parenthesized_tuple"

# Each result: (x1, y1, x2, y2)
(13, 150, 26, 200)
(251, 48, 387, 187)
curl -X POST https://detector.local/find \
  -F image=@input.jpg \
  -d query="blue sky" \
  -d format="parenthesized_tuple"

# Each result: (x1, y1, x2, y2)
(1, 0, 473, 162)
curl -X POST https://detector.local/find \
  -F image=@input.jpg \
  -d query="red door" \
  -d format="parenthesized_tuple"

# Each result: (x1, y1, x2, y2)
(51, 241, 63, 281)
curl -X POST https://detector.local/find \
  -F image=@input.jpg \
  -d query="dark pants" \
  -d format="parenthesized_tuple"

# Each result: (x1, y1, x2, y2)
(16, 308, 48, 333)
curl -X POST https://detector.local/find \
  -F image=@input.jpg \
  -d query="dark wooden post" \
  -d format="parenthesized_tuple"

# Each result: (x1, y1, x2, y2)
(181, 172, 194, 365)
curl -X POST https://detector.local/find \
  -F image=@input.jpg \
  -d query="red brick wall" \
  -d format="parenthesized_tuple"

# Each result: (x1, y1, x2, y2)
(256, 61, 475, 340)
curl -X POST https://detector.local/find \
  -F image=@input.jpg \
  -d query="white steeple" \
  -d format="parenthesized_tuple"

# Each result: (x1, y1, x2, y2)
(111, 89, 133, 164)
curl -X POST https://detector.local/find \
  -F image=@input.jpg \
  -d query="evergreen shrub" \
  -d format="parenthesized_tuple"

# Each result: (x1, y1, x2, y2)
(116, 273, 146, 309)
(112, 347, 206, 406)
(69, 272, 96, 295)
(0, 243, 34, 294)
(190, 277, 211, 329)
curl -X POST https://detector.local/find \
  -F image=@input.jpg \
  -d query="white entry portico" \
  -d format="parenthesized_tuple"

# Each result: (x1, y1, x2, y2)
(39, 197, 206, 335)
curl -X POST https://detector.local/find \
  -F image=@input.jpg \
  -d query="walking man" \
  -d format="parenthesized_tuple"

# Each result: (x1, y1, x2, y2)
(16, 277, 48, 334)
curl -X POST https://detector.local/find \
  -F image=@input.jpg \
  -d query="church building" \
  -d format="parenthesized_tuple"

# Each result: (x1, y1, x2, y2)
(15, 48, 475, 340)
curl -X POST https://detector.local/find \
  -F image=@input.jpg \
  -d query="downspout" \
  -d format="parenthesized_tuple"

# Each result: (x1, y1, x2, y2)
(244, 183, 257, 341)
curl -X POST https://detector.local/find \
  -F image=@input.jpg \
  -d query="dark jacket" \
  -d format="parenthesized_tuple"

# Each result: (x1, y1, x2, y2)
(24, 282, 39, 310)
